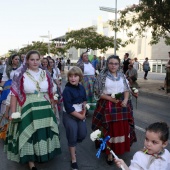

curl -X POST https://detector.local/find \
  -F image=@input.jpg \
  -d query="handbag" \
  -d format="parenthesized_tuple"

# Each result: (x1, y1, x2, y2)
(148, 67, 150, 71)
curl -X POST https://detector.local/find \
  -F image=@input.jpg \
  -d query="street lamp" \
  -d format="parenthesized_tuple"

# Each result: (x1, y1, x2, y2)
(99, 0, 117, 55)
(40, 31, 50, 55)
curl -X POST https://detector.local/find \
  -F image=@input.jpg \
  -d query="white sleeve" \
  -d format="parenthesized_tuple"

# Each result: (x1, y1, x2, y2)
(57, 68, 61, 75)
(53, 69, 57, 80)
(1, 65, 9, 81)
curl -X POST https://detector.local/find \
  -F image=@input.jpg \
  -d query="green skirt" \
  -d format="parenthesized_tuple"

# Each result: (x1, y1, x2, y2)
(4, 93, 61, 163)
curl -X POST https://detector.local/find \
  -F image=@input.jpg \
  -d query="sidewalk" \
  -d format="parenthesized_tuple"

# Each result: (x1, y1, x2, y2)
(137, 78, 170, 98)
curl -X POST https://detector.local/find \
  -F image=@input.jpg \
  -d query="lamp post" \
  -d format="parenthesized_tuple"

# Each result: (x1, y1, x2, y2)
(40, 31, 50, 55)
(99, 0, 117, 55)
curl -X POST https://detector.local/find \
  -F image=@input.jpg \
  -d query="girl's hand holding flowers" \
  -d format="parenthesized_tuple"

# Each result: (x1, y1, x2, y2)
(121, 99, 128, 107)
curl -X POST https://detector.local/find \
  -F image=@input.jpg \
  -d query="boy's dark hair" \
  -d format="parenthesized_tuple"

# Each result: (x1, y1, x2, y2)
(146, 122, 169, 142)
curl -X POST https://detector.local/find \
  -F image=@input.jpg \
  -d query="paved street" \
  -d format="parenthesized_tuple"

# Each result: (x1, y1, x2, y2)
(0, 71, 170, 170)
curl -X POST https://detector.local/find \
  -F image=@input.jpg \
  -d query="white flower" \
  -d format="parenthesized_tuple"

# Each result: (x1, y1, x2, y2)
(90, 129, 101, 141)
(11, 112, 21, 119)
(132, 87, 136, 90)
(59, 77, 62, 80)
(134, 89, 139, 93)
(95, 70, 99, 75)
(53, 94, 59, 100)
(86, 104, 90, 110)
(0, 87, 3, 91)
(111, 93, 115, 98)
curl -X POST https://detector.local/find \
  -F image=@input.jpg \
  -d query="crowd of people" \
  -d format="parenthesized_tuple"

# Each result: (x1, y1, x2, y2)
(0, 51, 169, 170)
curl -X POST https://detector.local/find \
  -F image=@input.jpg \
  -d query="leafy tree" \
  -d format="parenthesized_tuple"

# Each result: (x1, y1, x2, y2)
(18, 41, 48, 55)
(65, 27, 122, 53)
(109, 0, 170, 45)
(8, 49, 18, 56)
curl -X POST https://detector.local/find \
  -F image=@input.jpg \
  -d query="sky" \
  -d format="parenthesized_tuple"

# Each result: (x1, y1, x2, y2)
(0, 0, 139, 55)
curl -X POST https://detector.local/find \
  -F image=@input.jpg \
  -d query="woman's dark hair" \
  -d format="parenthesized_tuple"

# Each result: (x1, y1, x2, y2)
(146, 122, 169, 142)
(26, 50, 40, 60)
(107, 55, 120, 65)
(49, 58, 55, 63)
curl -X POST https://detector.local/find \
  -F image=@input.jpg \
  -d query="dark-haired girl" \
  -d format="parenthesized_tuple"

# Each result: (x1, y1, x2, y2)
(115, 122, 170, 170)
(92, 55, 136, 164)
(4, 50, 61, 170)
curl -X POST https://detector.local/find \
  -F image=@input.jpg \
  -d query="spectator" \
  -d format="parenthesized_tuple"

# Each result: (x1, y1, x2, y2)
(61, 57, 65, 72)
(143, 57, 150, 80)
(133, 57, 139, 71)
(91, 55, 98, 70)
(126, 64, 138, 87)
(20, 54, 26, 65)
(67, 58, 71, 70)
(160, 52, 170, 92)
(0, 60, 5, 82)
(98, 56, 106, 72)
(123, 53, 131, 74)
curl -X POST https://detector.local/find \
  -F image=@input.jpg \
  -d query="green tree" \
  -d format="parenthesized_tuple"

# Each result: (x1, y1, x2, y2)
(109, 0, 170, 45)
(18, 41, 48, 55)
(65, 27, 122, 53)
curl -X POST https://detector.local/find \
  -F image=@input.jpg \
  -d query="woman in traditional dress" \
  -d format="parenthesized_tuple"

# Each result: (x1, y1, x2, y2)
(4, 50, 61, 170)
(92, 55, 136, 165)
(48, 58, 61, 124)
(0, 54, 20, 118)
(76, 52, 96, 112)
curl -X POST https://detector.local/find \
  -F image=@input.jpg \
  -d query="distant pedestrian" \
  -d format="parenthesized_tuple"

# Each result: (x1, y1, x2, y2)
(67, 58, 71, 70)
(143, 57, 150, 80)
(133, 57, 139, 71)
(61, 57, 65, 72)
(115, 122, 170, 170)
(0, 60, 5, 82)
(63, 66, 87, 170)
(123, 53, 131, 74)
(98, 56, 106, 72)
(58, 58, 62, 71)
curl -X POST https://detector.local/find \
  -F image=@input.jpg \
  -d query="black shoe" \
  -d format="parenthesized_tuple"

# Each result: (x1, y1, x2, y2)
(31, 167, 37, 170)
(71, 162, 78, 170)
(106, 156, 114, 165)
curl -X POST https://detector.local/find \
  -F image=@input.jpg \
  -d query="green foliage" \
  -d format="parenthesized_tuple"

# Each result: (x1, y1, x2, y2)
(109, 0, 170, 45)
(65, 27, 122, 53)
(18, 41, 48, 55)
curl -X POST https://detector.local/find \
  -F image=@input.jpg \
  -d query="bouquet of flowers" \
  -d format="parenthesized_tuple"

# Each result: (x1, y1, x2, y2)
(90, 129, 125, 170)
(54, 94, 59, 100)
(11, 112, 21, 123)
(95, 70, 99, 75)
(0, 86, 3, 93)
(85, 103, 90, 110)
(111, 92, 122, 100)
(131, 87, 139, 109)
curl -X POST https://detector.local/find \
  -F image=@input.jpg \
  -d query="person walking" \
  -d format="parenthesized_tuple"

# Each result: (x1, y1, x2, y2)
(67, 58, 71, 70)
(143, 57, 150, 80)
(123, 53, 131, 74)
(63, 66, 87, 170)
(92, 55, 136, 165)
(165, 52, 170, 93)
(76, 52, 96, 111)
(4, 50, 61, 170)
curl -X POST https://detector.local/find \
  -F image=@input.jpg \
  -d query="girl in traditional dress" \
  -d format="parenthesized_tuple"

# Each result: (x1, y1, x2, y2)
(76, 52, 96, 112)
(115, 122, 170, 170)
(92, 55, 136, 165)
(4, 50, 61, 170)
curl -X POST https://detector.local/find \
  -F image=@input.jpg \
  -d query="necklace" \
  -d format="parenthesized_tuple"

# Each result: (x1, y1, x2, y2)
(26, 69, 46, 97)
